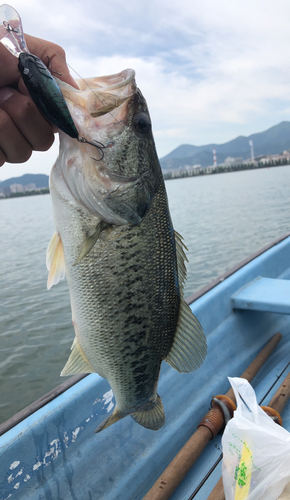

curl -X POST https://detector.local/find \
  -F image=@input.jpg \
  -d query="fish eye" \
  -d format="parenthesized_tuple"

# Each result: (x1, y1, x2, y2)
(133, 113, 151, 136)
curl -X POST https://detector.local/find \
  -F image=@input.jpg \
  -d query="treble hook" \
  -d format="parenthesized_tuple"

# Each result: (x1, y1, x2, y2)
(77, 136, 106, 161)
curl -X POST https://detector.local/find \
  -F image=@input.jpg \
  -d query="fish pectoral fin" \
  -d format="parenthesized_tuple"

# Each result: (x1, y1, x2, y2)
(73, 221, 111, 266)
(61, 337, 94, 376)
(46, 232, 66, 290)
(130, 394, 165, 430)
(165, 299, 207, 373)
(94, 407, 124, 433)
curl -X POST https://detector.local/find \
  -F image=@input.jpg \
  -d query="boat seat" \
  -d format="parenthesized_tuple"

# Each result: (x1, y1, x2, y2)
(231, 277, 290, 314)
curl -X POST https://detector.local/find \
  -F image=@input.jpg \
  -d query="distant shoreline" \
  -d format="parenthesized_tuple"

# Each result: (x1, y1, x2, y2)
(0, 188, 49, 200)
(1, 159, 289, 199)
(163, 158, 290, 180)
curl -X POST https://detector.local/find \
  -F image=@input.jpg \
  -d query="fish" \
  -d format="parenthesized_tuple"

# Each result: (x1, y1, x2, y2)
(46, 68, 207, 433)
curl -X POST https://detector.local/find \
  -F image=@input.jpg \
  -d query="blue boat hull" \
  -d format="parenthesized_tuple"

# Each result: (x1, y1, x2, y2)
(1, 234, 290, 499)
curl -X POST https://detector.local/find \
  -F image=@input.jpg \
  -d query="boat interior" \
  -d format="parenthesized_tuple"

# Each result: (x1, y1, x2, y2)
(1, 234, 290, 499)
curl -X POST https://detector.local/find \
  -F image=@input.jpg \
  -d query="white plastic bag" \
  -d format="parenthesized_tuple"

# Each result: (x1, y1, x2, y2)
(278, 482, 290, 499)
(222, 377, 290, 500)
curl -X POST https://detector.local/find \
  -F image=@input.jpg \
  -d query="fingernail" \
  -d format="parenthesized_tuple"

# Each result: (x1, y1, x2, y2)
(0, 87, 14, 104)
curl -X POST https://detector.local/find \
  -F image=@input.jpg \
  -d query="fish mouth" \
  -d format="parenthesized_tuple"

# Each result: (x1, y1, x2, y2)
(77, 69, 136, 92)
(78, 69, 137, 118)
(58, 69, 137, 119)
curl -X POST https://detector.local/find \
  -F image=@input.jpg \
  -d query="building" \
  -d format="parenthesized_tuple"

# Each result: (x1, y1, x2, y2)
(23, 183, 36, 191)
(10, 183, 24, 193)
(223, 157, 244, 166)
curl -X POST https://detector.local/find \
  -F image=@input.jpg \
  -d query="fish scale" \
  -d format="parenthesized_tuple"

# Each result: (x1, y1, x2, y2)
(46, 69, 207, 432)
(68, 187, 180, 407)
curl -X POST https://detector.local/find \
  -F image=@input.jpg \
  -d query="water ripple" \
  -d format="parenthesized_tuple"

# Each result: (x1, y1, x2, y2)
(1, 166, 290, 423)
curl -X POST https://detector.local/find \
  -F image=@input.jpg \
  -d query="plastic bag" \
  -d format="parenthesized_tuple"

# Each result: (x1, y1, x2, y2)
(278, 482, 290, 499)
(222, 377, 290, 500)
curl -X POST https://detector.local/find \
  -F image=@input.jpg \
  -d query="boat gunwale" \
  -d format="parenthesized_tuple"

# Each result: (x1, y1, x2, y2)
(186, 232, 290, 304)
(1, 231, 290, 437)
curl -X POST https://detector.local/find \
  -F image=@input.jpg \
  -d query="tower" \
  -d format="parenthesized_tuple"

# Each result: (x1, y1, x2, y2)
(213, 148, 217, 167)
(249, 140, 254, 162)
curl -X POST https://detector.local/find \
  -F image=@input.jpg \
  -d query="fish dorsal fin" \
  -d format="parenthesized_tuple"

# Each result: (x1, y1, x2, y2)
(165, 231, 207, 373)
(165, 299, 207, 373)
(61, 337, 94, 376)
(174, 231, 188, 294)
(46, 232, 66, 290)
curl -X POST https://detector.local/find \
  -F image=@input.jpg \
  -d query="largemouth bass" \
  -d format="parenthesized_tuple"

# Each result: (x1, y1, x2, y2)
(47, 69, 207, 433)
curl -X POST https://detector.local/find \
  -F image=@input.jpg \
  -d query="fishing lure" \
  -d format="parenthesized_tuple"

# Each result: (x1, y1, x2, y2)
(0, 4, 105, 159)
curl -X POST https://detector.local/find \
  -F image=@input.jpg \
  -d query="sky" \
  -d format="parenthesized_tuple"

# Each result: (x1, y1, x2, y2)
(1, 0, 290, 180)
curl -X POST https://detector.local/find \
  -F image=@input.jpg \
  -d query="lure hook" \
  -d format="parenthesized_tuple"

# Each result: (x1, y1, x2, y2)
(91, 152, 105, 162)
(77, 136, 106, 161)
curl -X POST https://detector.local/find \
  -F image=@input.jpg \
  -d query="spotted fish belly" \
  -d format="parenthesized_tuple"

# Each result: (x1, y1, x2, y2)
(47, 179, 206, 432)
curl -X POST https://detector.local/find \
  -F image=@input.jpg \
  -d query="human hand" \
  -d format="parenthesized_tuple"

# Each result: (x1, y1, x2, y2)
(0, 34, 78, 167)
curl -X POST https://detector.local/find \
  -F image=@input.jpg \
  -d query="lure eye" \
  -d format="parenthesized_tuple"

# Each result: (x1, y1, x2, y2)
(133, 113, 151, 136)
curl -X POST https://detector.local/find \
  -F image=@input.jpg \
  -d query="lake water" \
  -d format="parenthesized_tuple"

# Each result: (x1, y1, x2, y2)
(1, 165, 290, 424)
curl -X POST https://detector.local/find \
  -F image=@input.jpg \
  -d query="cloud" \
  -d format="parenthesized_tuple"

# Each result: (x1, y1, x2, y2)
(1, 0, 290, 180)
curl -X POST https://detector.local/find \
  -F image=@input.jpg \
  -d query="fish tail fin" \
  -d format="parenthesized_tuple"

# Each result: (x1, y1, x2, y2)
(94, 407, 124, 434)
(130, 394, 165, 430)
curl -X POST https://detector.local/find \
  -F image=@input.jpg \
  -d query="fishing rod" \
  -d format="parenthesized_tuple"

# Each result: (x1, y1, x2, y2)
(0, 4, 107, 160)
(189, 357, 290, 500)
(143, 332, 282, 500)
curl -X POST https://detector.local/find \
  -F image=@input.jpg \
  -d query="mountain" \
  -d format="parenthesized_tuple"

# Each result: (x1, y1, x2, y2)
(0, 173, 49, 188)
(160, 121, 290, 170)
(1, 121, 290, 183)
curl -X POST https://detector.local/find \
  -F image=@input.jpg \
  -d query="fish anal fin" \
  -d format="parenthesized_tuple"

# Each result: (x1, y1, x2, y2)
(61, 337, 94, 376)
(130, 394, 165, 430)
(165, 299, 207, 373)
(46, 232, 65, 290)
(94, 407, 124, 433)
(73, 221, 110, 266)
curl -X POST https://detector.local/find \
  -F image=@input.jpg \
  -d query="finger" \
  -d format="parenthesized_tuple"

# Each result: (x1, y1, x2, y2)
(0, 34, 78, 90)
(0, 86, 55, 153)
(0, 43, 20, 87)
(25, 34, 79, 89)
(0, 147, 7, 167)
(0, 108, 32, 163)
(16, 80, 58, 134)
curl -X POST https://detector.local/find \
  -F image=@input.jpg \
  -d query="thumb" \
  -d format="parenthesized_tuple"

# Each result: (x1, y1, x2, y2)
(25, 34, 79, 89)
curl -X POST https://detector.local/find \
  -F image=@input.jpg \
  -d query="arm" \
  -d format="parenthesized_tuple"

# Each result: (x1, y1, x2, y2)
(0, 34, 78, 167)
